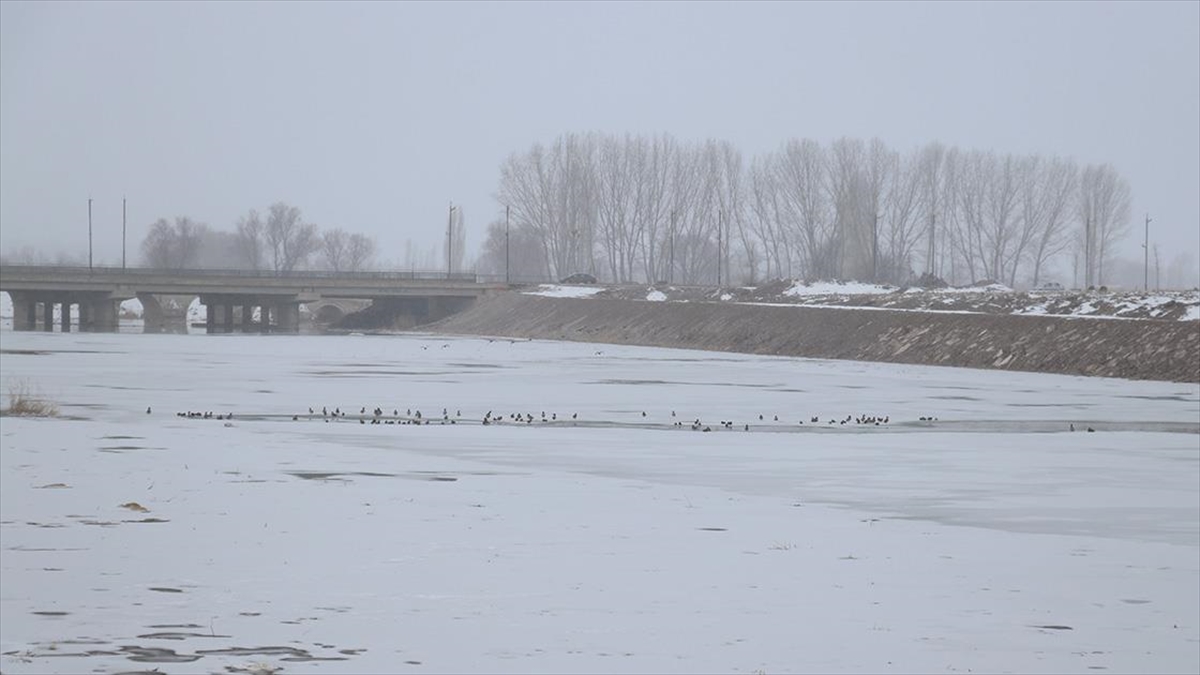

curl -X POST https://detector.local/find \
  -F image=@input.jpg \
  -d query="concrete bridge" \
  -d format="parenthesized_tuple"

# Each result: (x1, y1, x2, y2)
(0, 265, 508, 333)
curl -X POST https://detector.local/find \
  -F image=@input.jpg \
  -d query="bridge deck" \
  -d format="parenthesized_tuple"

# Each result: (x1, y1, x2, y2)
(0, 265, 509, 299)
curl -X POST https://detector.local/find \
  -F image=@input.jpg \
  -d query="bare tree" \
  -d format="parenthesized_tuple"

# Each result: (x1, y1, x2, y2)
(265, 202, 319, 272)
(194, 229, 244, 269)
(1077, 164, 1131, 286)
(141, 218, 175, 268)
(775, 138, 832, 279)
(321, 228, 349, 271)
(0, 245, 44, 264)
(1026, 157, 1078, 287)
(174, 217, 207, 269)
(878, 147, 924, 284)
(140, 216, 208, 269)
(917, 142, 947, 277)
(475, 218, 546, 281)
(1165, 251, 1198, 289)
(748, 154, 786, 279)
(345, 233, 376, 271)
(236, 209, 266, 270)
(491, 133, 1135, 290)
(596, 133, 640, 282)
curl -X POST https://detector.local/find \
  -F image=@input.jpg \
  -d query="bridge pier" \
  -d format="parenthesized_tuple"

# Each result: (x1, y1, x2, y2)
(198, 295, 304, 334)
(10, 292, 123, 332)
(275, 302, 300, 333)
(87, 298, 119, 332)
(9, 292, 35, 331)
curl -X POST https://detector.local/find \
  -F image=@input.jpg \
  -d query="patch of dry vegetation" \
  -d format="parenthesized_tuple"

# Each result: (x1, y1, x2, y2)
(2, 380, 59, 417)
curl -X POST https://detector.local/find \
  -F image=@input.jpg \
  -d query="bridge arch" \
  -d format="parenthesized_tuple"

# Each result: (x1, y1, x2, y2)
(305, 299, 370, 325)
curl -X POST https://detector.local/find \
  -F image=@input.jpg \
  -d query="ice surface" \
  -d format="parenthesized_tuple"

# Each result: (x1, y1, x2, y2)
(0, 331, 1197, 674)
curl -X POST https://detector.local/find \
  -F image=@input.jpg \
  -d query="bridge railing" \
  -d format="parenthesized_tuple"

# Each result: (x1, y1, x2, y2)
(0, 264, 507, 284)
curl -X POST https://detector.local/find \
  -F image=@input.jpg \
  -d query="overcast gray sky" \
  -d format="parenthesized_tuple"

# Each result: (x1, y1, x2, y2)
(1, 0, 1196, 273)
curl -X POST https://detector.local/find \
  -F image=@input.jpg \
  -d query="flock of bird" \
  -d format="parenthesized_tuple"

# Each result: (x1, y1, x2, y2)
(160, 406, 1099, 432)
(164, 404, 925, 431)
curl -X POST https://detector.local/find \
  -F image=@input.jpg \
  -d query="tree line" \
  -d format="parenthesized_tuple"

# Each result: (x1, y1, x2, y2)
(140, 202, 377, 272)
(477, 132, 1133, 288)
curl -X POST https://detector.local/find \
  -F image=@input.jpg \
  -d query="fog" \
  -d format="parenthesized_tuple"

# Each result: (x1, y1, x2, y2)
(1, 1, 1196, 284)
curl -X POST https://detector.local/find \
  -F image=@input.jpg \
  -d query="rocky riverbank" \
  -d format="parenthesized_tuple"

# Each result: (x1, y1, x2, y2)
(429, 292, 1200, 383)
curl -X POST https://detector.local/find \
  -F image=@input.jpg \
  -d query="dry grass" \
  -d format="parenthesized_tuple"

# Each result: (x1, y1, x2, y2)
(2, 380, 59, 417)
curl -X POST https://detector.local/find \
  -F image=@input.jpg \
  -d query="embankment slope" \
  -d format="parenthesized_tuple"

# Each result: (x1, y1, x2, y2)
(431, 293, 1200, 383)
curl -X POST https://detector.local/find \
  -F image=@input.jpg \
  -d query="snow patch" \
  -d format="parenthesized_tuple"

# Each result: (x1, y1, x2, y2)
(120, 298, 143, 318)
(933, 283, 1014, 294)
(646, 290, 667, 302)
(783, 280, 897, 296)
(524, 285, 605, 299)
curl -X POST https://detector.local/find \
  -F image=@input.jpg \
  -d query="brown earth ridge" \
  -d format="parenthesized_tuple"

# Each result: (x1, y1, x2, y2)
(428, 293, 1200, 383)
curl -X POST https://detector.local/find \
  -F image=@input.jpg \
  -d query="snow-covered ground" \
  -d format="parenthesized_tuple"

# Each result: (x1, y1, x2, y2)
(1, 331, 1197, 674)
(523, 285, 607, 299)
(785, 280, 900, 296)
(520, 282, 1200, 322)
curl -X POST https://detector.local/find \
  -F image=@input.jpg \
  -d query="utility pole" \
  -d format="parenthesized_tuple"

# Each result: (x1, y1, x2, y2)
(717, 209, 723, 287)
(1084, 217, 1091, 288)
(447, 202, 455, 277)
(873, 212, 879, 282)
(1143, 213, 1152, 291)
(88, 197, 93, 272)
(122, 197, 127, 269)
(669, 210, 676, 285)
(505, 205, 510, 285)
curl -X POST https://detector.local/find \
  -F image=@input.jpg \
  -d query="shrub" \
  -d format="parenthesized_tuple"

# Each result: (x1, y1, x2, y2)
(2, 380, 59, 417)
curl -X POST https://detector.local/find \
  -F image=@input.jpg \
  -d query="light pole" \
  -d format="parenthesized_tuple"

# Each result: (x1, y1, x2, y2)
(505, 204, 510, 285)
(88, 197, 93, 272)
(1143, 213, 1151, 291)
(447, 202, 456, 278)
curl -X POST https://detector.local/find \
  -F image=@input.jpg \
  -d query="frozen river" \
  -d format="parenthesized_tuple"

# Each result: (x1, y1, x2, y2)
(1, 330, 1197, 674)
